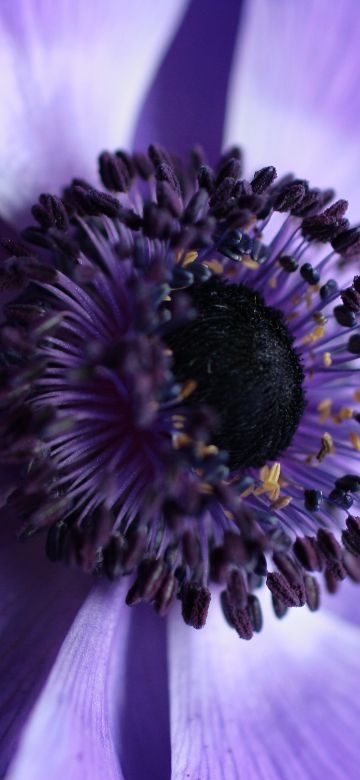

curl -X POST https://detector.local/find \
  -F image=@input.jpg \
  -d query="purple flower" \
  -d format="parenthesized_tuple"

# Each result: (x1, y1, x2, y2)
(1, 1, 360, 778)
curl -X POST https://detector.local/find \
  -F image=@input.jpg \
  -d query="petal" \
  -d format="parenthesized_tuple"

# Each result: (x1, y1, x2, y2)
(323, 580, 360, 627)
(224, 0, 360, 218)
(7, 580, 130, 780)
(0, 0, 189, 223)
(132, 0, 244, 164)
(118, 605, 171, 780)
(0, 515, 90, 778)
(169, 594, 360, 779)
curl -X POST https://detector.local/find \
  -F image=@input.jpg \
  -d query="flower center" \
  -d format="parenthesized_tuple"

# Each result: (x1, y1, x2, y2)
(165, 277, 305, 469)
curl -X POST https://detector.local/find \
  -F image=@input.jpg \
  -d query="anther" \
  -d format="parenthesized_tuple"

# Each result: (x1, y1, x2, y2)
(304, 575, 320, 611)
(334, 474, 360, 493)
(220, 590, 254, 639)
(333, 305, 356, 327)
(279, 255, 298, 273)
(316, 529, 342, 561)
(304, 489, 323, 512)
(181, 583, 211, 629)
(294, 536, 323, 571)
(300, 263, 320, 285)
(320, 279, 338, 300)
(341, 286, 360, 313)
(251, 166, 277, 194)
(342, 516, 360, 557)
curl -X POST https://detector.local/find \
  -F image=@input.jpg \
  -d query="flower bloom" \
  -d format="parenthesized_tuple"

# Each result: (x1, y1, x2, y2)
(1, 1, 360, 778)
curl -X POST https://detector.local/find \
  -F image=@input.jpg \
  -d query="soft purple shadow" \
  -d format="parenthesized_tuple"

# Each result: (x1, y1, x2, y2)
(133, 0, 244, 164)
(119, 604, 171, 780)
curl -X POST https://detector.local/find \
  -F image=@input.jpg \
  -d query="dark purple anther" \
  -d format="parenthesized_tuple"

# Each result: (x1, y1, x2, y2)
(348, 334, 360, 354)
(335, 475, 360, 493)
(154, 573, 177, 616)
(155, 162, 182, 198)
(251, 166, 277, 194)
(333, 305, 356, 327)
(329, 489, 353, 510)
(103, 535, 124, 580)
(99, 151, 131, 192)
(320, 279, 338, 300)
(181, 583, 211, 629)
(304, 575, 320, 611)
(157, 180, 183, 217)
(293, 536, 323, 572)
(197, 165, 215, 192)
(266, 571, 304, 607)
(271, 594, 288, 619)
(220, 591, 253, 640)
(247, 594, 263, 632)
(32, 193, 69, 231)
(216, 157, 242, 187)
(300, 263, 320, 285)
(274, 182, 306, 212)
(342, 516, 360, 557)
(279, 255, 298, 272)
(0, 238, 33, 257)
(332, 226, 360, 252)
(341, 286, 360, 312)
(316, 529, 342, 562)
(304, 489, 323, 512)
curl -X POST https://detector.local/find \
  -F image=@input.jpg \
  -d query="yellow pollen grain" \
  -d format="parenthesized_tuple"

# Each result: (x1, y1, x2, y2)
(317, 399, 332, 423)
(313, 312, 327, 325)
(291, 295, 301, 305)
(316, 432, 334, 462)
(242, 257, 260, 270)
(323, 352, 332, 367)
(302, 325, 325, 345)
(200, 482, 214, 494)
(179, 379, 198, 400)
(269, 276, 278, 289)
(173, 433, 192, 449)
(255, 463, 281, 500)
(197, 443, 219, 457)
(305, 290, 313, 309)
(183, 250, 198, 266)
(339, 407, 353, 420)
(224, 509, 235, 520)
(271, 496, 293, 511)
(204, 259, 223, 274)
(349, 432, 360, 452)
(353, 390, 360, 403)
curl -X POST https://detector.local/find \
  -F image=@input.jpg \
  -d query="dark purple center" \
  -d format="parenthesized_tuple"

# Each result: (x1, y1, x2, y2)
(165, 277, 305, 469)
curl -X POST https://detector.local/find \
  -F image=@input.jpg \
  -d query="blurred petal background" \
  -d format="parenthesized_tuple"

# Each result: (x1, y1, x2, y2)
(1, 0, 360, 778)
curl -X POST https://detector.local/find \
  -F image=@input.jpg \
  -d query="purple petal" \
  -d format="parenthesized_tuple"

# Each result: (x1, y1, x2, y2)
(224, 0, 360, 218)
(0, 514, 90, 778)
(7, 580, 130, 780)
(323, 580, 360, 627)
(169, 594, 360, 779)
(0, 0, 189, 223)
(133, 0, 244, 164)
(118, 605, 171, 780)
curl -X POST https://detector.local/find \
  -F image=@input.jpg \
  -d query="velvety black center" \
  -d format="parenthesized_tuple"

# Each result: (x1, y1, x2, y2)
(166, 278, 305, 470)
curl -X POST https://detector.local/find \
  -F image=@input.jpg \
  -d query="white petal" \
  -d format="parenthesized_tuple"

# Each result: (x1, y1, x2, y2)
(224, 0, 360, 219)
(7, 581, 130, 780)
(169, 594, 360, 779)
(0, 0, 189, 221)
